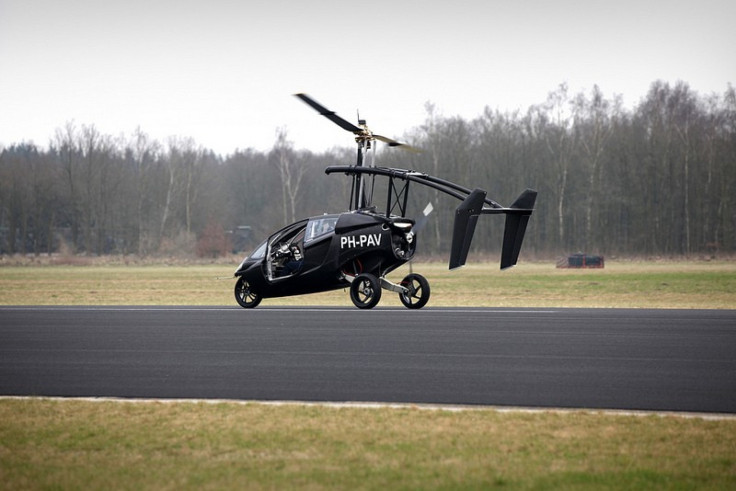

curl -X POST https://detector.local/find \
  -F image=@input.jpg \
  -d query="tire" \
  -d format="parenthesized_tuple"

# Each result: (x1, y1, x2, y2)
(234, 276, 262, 308)
(350, 273, 382, 309)
(399, 273, 430, 309)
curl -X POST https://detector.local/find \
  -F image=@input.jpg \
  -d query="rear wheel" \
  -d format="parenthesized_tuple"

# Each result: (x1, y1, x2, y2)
(350, 273, 382, 309)
(234, 277, 262, 308)
(399, 273, 430, 309)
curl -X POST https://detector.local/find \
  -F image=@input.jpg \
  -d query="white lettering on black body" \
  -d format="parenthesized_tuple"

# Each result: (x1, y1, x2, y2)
(340, 233, 382, 249)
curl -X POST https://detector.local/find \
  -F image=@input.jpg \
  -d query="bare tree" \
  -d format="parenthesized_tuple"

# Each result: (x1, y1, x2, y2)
(128, 128, 160, 254)
(573, 85, 616, 250)
(540, 83, 578, 249)
(272, 128, 305, 226)
(54, 122, 81, 251)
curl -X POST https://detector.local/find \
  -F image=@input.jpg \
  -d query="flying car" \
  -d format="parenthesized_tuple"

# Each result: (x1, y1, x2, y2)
(234, 94, 537, 309)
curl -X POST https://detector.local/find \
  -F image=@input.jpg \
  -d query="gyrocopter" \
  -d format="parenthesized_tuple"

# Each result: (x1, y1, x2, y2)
(234, 94, 537, 309)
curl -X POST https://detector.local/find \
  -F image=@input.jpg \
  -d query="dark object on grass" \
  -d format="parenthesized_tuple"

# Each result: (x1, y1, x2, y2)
(557, 253, 605, 269)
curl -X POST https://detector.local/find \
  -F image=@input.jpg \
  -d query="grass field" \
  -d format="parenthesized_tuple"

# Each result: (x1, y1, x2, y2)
(1, 258, 735, 308)
(2, 399, 735, 489)
(2, 258, 735, 488)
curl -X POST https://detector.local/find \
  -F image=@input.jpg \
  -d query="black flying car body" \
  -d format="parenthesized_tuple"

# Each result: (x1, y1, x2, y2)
(234, 94, 537, 309)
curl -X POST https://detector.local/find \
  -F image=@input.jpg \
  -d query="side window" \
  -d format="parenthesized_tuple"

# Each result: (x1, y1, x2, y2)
(305, 217, 338, 243)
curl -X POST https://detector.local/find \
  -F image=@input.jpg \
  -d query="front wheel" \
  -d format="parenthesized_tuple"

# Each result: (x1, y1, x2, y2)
(350, 273, 382, 309)
(399, 273, 430, 309)
(234, 276, 262, 308)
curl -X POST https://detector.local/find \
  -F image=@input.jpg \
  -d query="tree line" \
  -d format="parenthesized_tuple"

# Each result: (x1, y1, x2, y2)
(1, 80, 734, 259)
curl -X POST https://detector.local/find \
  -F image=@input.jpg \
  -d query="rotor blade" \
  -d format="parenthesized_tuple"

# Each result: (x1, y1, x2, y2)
(294, 93, 362, 134)
(374, 134, 421, 153)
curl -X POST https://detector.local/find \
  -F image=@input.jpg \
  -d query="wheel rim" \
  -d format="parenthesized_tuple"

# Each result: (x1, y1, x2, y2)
(355, 279, 374, 304)
(241, 289, 258, 304)
(401, 279, 422, 305)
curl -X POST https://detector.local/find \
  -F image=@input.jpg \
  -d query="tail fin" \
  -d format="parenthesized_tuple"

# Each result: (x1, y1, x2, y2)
(449, 188, 537, 270)
(449, 189, 486, 270)
(500, 189, 537, 270)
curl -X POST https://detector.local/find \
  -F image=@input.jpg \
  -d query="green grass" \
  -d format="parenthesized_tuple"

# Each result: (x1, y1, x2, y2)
(2, 399, 735, 490)
(1, 259, 734, 308)
(431, 261, 736, 309)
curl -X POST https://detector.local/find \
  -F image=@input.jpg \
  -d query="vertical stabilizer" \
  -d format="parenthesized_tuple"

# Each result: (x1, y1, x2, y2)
(449, 189, 487, 270)
(500, 189, 537, 269)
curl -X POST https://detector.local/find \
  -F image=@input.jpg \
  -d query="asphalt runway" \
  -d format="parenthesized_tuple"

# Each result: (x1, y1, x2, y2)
(1, 306, 735, 413)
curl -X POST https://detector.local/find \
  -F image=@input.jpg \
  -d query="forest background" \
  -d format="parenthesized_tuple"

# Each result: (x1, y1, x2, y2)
(2, 80, 735, 260)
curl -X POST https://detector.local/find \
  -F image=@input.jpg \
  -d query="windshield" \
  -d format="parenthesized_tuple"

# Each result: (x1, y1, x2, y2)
(247, 240, 267, 260)
(305, 216, 338, 243)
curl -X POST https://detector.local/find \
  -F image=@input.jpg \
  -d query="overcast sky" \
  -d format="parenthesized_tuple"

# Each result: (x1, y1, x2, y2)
(1, 0, 734, 155)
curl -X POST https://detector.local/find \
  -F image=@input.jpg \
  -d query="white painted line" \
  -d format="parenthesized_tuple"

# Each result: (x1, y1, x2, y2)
(1, 396, 732, 421)
(0, 306, 560, 314)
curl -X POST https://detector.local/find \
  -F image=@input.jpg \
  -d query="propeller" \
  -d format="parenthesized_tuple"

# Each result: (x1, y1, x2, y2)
(413, 202, 434, 234)
(294, 93, 420, 152)
(407, 202, 433, 275)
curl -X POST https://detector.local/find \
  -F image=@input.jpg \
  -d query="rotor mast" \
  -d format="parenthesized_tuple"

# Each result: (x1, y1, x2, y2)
(294, 93, 417, 211)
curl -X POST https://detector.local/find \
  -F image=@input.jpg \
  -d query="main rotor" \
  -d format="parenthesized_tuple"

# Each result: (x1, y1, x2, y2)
(294, 93, 418, 152)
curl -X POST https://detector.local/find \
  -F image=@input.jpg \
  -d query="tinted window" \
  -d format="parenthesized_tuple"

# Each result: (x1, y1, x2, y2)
(305, 216, 338, 243)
